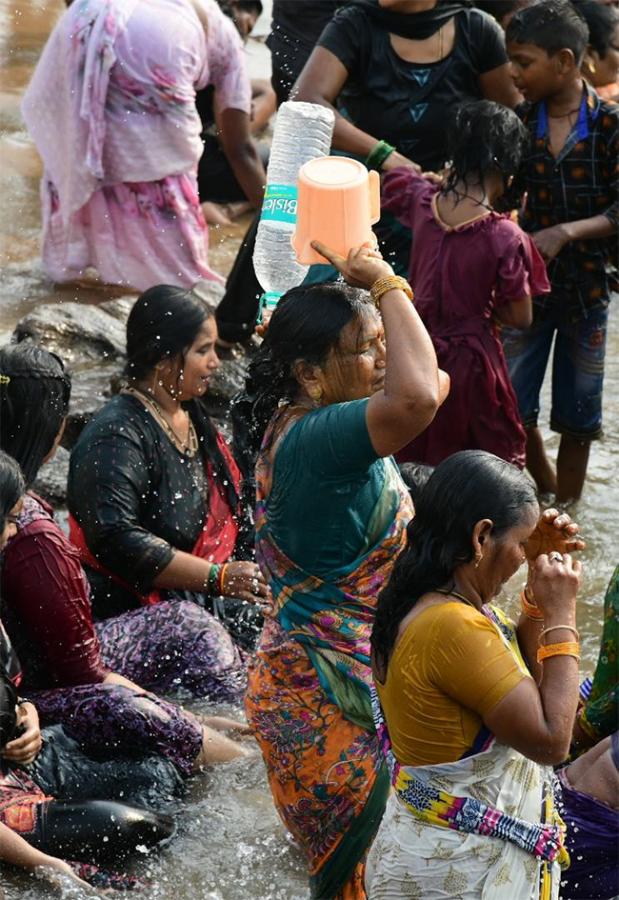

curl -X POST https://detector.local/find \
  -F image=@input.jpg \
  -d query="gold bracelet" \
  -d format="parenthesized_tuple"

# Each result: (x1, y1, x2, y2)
(538, 624, 579, 646)
(537, 641, 580, 664)
(520, 588, 544, 621)
(370, 275, 414, 308)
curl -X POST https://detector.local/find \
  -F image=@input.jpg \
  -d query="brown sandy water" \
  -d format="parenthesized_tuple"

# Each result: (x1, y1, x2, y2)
(0, 3, 616, 897)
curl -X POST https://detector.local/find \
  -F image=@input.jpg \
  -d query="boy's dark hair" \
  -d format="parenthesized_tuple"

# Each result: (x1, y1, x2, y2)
(443, 100, 530, 198)
(506, 0, 589, 63)
(575, 0, 619, 59)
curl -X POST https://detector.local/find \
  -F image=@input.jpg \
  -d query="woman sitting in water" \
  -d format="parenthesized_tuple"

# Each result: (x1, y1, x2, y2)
(0, 452, 174, 893)
(237, 240, 448, 897)
(367, 450, 586, 899)
(0, 343, 251, 772)
(67, 286, 267, 652)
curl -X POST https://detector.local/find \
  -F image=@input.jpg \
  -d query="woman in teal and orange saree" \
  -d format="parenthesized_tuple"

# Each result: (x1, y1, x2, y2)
(236, 240, 447, 898)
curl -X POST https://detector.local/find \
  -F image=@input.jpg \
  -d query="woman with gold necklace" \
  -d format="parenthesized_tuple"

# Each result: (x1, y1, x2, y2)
(368, 450, 586, 898)
(68, 286, 267, 701)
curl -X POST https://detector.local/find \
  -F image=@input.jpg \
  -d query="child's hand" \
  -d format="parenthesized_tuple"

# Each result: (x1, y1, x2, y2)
(532, 224, 570, 261)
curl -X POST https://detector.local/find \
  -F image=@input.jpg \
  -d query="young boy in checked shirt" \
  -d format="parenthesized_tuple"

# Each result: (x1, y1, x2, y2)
(502, 0, 618, 502)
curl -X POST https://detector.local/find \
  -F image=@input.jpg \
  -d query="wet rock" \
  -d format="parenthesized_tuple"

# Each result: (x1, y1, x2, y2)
(33, 445, 70, 506)
(13, 300, 126, 362)
(63, 360, 121, 448)
(13, 288, 255, 452)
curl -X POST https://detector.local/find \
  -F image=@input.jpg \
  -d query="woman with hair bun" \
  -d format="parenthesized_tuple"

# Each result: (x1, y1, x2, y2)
(68, 285, 266, 662)
(237, 240, 447, 898)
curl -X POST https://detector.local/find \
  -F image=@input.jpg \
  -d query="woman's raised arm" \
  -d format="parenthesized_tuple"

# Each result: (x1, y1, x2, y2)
(312, 241, 447, 457)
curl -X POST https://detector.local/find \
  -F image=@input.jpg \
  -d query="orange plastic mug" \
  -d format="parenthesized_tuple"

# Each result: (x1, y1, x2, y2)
(291, 156, 381, 265)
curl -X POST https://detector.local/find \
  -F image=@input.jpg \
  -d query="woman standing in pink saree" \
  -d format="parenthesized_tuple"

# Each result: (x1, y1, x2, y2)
(22, 0, 265, 289)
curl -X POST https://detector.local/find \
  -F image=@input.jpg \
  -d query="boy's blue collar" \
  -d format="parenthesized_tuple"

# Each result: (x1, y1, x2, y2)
(536, 81, 601, 141)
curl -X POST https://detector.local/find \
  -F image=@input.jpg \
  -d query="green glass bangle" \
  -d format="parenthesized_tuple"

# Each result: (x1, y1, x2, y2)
(207, 563, 220, 593)
(365, 140, 396, 171)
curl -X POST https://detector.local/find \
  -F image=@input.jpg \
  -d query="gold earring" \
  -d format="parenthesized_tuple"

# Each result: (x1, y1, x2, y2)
(474, 552, 483, 569)
(308, 386, 323, 402)
(587, 60, 597, 74)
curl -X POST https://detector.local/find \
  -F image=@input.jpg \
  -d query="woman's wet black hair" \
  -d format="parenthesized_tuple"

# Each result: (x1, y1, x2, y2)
(125, 285, 240, 514)
(232, 281, 373, 474)
(371, 451, 538, 676)
(0, 344, 71, 487)
(0, 673, 18, 749)
(576, 0, 619, 59)
(0, 450, 25, 528)
(443, 100, 530, 199)
(506, 0, 589, 63)
(125, 285, 214, 382)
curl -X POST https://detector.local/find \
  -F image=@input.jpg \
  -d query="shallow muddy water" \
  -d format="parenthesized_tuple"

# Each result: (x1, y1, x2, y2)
(0, 2, 617, 898)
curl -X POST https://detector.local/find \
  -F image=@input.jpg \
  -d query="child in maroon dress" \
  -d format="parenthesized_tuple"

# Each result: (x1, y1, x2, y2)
(382, 100, 550, 468)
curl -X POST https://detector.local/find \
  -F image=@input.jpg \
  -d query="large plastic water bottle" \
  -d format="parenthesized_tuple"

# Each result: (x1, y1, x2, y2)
(253, 101, 335, 317)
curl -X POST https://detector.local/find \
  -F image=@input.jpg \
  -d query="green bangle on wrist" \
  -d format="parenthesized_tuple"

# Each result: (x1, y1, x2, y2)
(365, 140, 396, 172)
(206, 563, 220, 594)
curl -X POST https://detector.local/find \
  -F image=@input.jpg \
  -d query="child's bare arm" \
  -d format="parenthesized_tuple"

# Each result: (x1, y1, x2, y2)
(533, 214, 617, 262)
(494, 296, 533, 330)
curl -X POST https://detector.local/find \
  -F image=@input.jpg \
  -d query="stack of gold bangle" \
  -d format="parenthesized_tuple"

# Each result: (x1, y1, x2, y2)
(370, 275, 414, 308)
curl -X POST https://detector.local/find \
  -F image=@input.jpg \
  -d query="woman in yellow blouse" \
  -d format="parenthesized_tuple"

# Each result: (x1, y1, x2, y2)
(367, 449, 584, 900)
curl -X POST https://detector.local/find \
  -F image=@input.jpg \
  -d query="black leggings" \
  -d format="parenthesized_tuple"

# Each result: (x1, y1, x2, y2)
(27, 799, 175, 863)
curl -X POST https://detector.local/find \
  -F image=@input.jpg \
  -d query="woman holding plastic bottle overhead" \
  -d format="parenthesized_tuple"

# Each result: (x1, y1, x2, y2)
(22, 0, 265, 290)
(237, 239, 448, 898)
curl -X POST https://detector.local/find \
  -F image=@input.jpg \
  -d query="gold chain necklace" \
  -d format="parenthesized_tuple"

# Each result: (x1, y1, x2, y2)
(124, 386, 198, 457)
(434, 587, 478, 609)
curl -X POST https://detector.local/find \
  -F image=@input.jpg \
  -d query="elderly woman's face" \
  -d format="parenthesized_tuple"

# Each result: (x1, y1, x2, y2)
(320, 308, 387, 405)
(478, 503, 539, 600)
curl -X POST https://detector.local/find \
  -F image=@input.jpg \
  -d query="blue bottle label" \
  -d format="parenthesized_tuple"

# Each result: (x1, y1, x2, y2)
(261, 184, 298, 224)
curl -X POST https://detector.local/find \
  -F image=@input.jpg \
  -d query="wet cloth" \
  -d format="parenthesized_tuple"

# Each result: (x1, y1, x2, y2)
(512, 82, 618, 318)
(246, 400, 413, 899)
(366, 606, 566, 900)
(556, 765, 619, 900)
(377, 602, 526, 767)
(21, 0, 251, 290)
(2, 493, 247, 702)
(67, 393, 242, 618)
(576, 566, 618, 743)
(382, 169, 549, 467)
(318, 5, 507, 172)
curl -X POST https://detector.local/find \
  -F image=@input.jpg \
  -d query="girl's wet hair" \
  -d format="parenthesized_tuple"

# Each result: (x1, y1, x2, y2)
(576, 0, 619, 59)
(443, 100, 530, 199)
(0, 673, 18, 749)
(0, 344, 71, 486)
(371, 451, 537, 675)
(125, 285, 216, 382)
(0, 450, 25, 527)
(232, 281, 372, 471)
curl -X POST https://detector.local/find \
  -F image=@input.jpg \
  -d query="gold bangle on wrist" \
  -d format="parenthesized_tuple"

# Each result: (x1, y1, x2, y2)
(370, 275, 414, 308)
(538, 624, 579, 645)
(521, 588, 544, 621)
(536, 641, 580, 664)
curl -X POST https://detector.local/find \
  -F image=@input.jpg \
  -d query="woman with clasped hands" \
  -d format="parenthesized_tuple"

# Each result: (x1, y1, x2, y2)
(368, 451, 584, 899)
